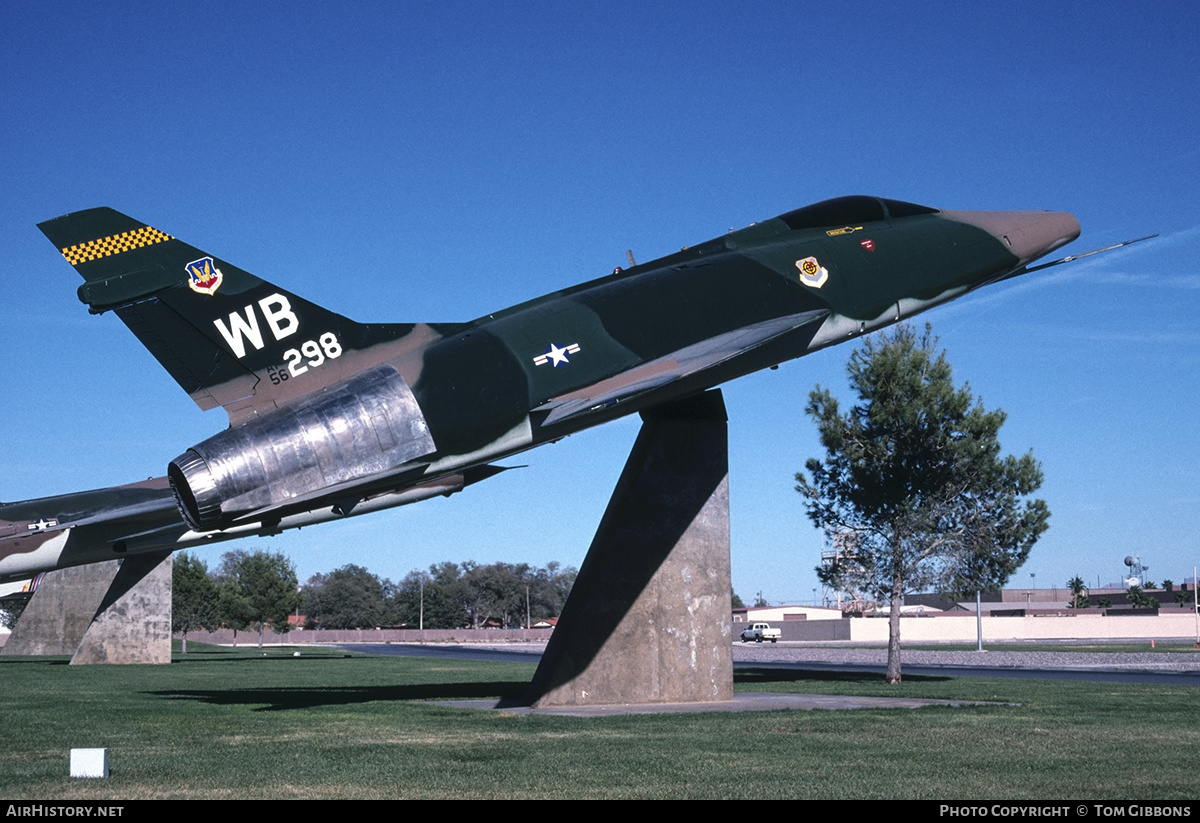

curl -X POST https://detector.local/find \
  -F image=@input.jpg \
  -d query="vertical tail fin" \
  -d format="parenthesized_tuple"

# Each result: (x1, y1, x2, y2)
(38, 208, 425, 423)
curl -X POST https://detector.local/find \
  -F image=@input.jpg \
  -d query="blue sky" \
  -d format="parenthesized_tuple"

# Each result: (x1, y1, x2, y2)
(2, 1, 1197, 603)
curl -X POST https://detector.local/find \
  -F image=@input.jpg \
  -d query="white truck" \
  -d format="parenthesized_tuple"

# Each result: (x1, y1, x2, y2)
(739, 622, 781, 643)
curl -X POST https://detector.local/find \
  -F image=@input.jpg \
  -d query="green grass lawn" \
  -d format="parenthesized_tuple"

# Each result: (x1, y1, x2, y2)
(1, 643, 1196, 799)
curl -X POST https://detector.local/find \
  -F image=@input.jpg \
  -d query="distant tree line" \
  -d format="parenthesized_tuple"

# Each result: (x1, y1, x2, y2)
(172, 549, 301, 651)
(171, 551, 577, 644)
(303, 560, 577, 630)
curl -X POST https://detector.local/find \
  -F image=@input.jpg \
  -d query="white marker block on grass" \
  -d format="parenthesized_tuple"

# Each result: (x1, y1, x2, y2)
(70, 748, 109, 778)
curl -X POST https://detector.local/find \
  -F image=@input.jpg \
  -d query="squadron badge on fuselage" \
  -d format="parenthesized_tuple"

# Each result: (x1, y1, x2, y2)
(186, 257, 224, 295)
(795, 256, 829, 288)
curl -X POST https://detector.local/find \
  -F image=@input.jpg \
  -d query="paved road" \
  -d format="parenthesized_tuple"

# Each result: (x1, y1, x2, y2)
(341, 641, 1200, 685)
(735, 644, 1200, 685)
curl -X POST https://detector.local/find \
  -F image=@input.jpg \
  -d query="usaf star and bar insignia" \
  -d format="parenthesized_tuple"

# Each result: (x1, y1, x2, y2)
(533, 342, 581, 367)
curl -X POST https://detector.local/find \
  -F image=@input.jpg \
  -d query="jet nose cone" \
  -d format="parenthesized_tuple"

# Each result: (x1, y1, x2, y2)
(943, 209, 1081, 267)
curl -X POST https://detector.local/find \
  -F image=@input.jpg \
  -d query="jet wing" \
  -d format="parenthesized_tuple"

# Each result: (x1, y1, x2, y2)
(0, 478, 187, 583)
(532, 309, 829, 426)
(0, 478, 179, 534)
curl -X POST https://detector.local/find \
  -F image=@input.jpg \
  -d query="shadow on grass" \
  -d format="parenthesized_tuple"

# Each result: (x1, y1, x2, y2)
(172, 652, 357, 664)
(735, 667, 953, 685)
(0, 656, 72, 666)
(147, 680, 530, 711)
(174, 647, 249, 657)
(149, 665, 957, 712)
(173, 642, 353, 659)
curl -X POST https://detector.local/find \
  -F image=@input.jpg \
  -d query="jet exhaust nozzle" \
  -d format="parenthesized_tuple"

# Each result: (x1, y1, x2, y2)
(167, 365, 436, 531)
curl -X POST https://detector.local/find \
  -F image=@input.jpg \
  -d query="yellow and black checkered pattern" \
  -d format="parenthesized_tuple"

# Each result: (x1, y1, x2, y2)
(60, 226, 174, 265)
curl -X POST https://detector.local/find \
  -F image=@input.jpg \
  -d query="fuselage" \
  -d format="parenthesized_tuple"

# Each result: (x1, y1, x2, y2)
(0, 196, 1080, 583)
(408, 195, 1076, 459)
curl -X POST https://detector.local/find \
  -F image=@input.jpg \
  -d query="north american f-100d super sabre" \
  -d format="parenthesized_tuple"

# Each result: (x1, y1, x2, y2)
(0, 196, 1104, 583)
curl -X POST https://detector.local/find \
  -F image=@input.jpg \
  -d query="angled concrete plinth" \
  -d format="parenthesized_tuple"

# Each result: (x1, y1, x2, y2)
(3, 560, 121, 656)
(526, 389, 733, 707)
(72, 552, 172, 665)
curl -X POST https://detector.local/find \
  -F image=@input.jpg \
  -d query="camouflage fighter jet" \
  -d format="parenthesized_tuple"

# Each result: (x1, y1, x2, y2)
(0, 196, 1103, 582)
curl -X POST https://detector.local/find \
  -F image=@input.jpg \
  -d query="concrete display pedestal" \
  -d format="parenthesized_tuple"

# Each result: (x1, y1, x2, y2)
(4, 553, 173, 664)
(526, 389, 733, 707)
(72, 552, 172, 665)
(3, 561, 120, 656)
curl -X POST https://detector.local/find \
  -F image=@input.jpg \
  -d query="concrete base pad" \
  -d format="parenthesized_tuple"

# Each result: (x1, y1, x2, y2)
(449, 692, 999, 717)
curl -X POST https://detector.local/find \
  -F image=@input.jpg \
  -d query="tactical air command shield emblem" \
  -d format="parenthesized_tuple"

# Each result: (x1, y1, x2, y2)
(796, 256, 829, 288)
(186, 257, 224, 295)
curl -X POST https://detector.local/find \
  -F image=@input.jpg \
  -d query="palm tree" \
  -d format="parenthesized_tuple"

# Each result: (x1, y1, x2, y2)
(1067, 576, 1089, 609)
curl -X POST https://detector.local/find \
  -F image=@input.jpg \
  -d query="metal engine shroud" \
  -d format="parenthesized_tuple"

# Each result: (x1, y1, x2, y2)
(168, 365, 435, 531)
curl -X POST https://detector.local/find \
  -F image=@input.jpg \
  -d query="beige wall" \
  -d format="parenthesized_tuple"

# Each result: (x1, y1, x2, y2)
(821, 613, 1200, 643)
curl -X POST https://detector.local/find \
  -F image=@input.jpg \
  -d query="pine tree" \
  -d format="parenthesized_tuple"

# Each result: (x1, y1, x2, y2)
(797, 324, 1049, 683)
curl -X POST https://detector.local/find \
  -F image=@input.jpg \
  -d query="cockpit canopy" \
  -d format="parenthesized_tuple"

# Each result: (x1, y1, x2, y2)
(778, 195, 938, 232)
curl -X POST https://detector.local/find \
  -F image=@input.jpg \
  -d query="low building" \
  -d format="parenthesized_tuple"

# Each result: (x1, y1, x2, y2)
(732, 605, 845, 623)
